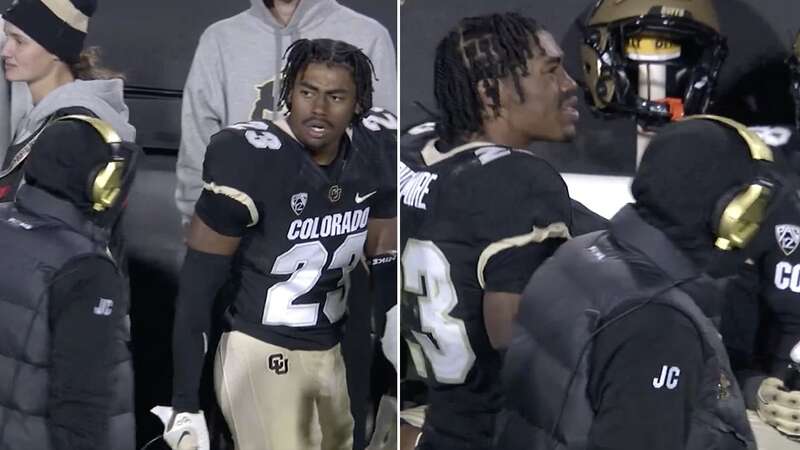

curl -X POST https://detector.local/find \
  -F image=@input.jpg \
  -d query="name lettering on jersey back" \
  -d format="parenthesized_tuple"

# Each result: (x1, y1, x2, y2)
(399, 161, 437, 210)
(287, 207, 370, 241)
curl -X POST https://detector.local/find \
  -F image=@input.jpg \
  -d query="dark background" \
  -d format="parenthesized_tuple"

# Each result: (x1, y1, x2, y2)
(76, 1, 397, 449)
(400, 0, 800, 175)
(87, 0, 396, 151)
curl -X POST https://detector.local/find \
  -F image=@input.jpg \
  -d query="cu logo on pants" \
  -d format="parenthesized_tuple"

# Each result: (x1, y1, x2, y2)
(267, 353, 289, 375)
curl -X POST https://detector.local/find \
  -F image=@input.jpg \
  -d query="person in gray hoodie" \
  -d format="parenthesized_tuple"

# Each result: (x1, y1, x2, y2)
(174, 0, 396, 226)
(0, 0, 135, 202)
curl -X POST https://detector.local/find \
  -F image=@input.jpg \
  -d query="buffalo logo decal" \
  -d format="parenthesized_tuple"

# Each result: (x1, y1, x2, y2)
(250, 78, 277, 120)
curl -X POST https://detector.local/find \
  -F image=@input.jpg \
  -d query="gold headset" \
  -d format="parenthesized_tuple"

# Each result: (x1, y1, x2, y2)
(683, 114, 776, 251)
(51, 114, 129, 212)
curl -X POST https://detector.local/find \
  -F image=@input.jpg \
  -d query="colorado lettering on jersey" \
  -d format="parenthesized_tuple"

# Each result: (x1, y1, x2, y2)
(399, 161, 438, 210)
(774, 261, 800, 292)
(287, 207, 370, 241)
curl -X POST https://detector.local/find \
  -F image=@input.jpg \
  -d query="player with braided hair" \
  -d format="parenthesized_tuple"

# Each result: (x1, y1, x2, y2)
(400, 12, 580, 450)
(432, 13, 553, 143)
(279, 38, 377, 125)
(174, 0, 396, 228)
(160, 38, 397, 450)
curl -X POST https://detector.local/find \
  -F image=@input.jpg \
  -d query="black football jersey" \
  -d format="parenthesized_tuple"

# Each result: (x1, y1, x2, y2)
(399, 123, 573, 446)
(195, 108, 396, 351)
(731, 125, 800, 377)
(749, 125, 800, 173)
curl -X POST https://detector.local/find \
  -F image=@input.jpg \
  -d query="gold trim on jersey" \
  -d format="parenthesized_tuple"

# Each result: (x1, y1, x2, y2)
(420, 138, 495, 166)
(203, 182, 259, 227)
(399, 404, 427, 428)
(477, 222, 571, 289)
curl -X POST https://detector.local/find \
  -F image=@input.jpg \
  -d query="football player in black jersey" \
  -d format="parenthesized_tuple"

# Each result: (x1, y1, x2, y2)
(719, 32, 800, 448)
(399, 13, 579, 450)
(160, 38, 397, 450)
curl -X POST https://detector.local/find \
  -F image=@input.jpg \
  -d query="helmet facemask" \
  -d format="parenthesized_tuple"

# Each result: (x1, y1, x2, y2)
(582, 8, 727, 128)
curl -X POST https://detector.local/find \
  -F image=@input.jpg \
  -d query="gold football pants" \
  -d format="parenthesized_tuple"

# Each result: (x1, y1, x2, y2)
(214, 331, 354, 450)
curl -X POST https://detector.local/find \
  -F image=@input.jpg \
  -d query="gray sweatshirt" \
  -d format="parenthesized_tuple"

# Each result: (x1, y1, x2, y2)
(9, 79, 135, 146)
(174, 0, 397, 224)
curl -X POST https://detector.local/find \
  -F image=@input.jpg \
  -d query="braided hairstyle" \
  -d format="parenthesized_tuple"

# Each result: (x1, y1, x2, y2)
(434, 13, 542, 143)
(278, 38, 376, 123)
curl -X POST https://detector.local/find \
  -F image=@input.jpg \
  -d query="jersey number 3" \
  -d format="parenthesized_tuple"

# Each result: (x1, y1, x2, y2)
(403, 239, 476, 384)
(263, 232, 367, 327)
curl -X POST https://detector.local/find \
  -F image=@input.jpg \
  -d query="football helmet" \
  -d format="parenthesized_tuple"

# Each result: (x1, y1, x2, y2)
(581, 0, 727, 126)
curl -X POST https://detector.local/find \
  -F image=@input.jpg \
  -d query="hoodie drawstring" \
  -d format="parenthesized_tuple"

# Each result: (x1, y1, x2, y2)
(272, 33, 283, 122)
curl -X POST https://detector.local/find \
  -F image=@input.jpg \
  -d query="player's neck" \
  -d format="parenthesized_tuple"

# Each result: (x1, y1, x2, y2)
(268, 0, 300, 26)
(476, 121, 530, 149)
(309, 139, 341, 166)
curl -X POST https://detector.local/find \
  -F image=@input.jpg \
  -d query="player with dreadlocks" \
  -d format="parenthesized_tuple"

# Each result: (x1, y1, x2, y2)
(159, 38, 397, 450)
(399, 12, 580, 450)
(279, 38, 377, 124)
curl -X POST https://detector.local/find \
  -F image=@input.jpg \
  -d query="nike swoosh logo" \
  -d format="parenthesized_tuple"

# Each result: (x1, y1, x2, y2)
(355, 191, 377, 203)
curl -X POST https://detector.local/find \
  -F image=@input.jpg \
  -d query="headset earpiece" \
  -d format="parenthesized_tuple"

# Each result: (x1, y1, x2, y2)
(88, 158, 125, 211)
(710, 186, 739, 235)
(51, 115, 128, 212)
(684, 114, 776, 251)
(713, 180, 773, 250)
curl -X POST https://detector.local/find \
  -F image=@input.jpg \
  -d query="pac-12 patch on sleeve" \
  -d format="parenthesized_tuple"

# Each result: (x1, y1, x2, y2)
(776, 224, 800, 256)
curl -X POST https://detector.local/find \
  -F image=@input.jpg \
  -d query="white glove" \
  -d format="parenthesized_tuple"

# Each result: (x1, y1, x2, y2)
(756, 377, 800, 437)
(381, 304, 398, 372)
(151, 405, 210, 450)
(791, 341, 800, 365)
